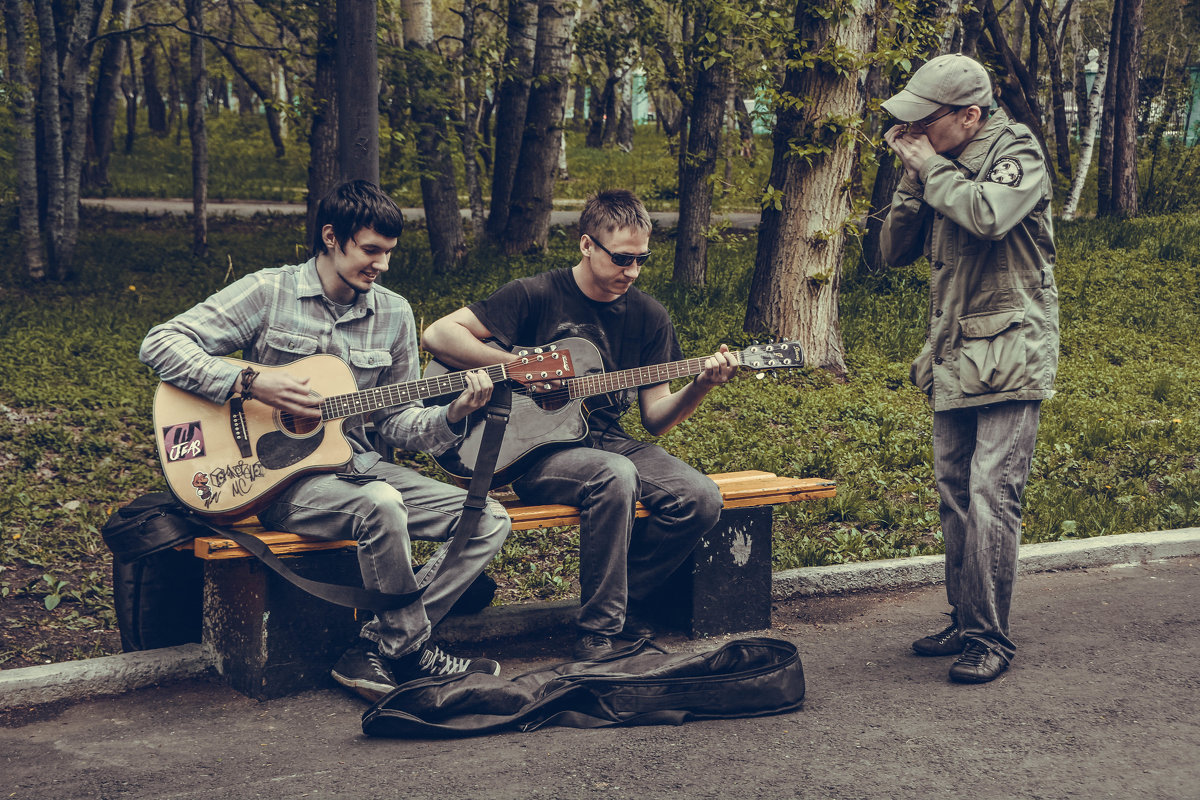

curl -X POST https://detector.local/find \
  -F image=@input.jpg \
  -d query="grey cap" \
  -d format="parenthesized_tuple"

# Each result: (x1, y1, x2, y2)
(882, 54, 993, 122)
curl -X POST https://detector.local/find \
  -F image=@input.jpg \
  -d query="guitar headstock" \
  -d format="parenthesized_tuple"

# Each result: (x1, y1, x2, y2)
(505, 346, 578, 387)
(739, 341, 805, 370)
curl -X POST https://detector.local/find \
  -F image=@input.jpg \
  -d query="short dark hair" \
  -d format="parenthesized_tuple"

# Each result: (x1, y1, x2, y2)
(311, 180, 405, 256)
(579, 189, 652, 241)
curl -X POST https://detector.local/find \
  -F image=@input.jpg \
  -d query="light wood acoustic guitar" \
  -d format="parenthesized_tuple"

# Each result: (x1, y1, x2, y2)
(424, 337, 805, 488)
(153, 350, 578, 520)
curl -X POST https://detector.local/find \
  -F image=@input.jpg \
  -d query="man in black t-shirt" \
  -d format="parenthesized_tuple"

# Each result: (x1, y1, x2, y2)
(422, 190, 738, 659)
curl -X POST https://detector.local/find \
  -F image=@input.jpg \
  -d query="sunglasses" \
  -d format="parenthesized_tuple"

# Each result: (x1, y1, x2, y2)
(898, 106, 959, 136)
(590, 236, 651, 268)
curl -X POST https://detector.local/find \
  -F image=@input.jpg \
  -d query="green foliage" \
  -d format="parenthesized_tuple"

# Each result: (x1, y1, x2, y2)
(99, 110, 310, 202)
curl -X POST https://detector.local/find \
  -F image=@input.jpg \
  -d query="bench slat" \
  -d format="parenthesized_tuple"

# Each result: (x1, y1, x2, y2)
(186, 471, 835, 560)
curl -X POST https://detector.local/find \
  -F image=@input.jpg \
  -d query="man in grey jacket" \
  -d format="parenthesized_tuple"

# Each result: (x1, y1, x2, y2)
(879, 54, 1059, 683)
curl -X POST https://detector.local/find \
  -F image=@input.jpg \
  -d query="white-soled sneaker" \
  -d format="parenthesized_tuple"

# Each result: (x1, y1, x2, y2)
(393, 642, 501, 683)
(330, 644, 399, 702)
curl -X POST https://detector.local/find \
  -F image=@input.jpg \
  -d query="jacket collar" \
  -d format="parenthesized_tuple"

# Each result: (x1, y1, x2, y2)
(953, 108, 1011, 175)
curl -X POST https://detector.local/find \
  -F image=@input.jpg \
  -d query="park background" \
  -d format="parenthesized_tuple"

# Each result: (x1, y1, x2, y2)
(1, 0, 1199, 670)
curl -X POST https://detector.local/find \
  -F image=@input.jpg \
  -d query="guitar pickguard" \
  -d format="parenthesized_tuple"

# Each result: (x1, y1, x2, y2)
(256, 426, 327, 470)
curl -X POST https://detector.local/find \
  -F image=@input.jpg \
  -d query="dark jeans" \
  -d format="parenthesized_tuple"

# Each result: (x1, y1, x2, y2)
(933, 400, 1041, 663)
(514, 430, 723, 636)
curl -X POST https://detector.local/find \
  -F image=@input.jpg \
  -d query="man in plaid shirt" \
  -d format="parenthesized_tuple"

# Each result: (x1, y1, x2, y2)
(140, 180, 510, 700)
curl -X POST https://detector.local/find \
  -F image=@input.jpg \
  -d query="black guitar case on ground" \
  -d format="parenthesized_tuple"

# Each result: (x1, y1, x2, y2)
(361, 637, 805, 738)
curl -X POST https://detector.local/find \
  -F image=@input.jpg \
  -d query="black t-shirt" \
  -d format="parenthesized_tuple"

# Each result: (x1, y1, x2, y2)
(468, 268, 682, 432)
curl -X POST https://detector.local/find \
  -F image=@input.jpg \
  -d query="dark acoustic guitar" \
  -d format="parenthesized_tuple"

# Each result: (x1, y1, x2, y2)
(153, 350, 578, 520)
(424, 337, 805, 488)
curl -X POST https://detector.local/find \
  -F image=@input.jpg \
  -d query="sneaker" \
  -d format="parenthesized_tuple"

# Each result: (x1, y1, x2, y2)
(912, 618, 964, 657)
(392, 642, 501, 684)
(330, 644, 399, 702)
(948, 640, 1009, 684)
(573, 631, 617, 660)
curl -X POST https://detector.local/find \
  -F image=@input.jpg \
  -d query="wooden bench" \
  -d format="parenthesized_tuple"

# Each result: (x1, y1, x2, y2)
(184, 470, 835, 699)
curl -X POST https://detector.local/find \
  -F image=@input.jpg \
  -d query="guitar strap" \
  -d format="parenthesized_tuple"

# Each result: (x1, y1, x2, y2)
(445, 383, 513, 563)
(189, 514, 427, 612)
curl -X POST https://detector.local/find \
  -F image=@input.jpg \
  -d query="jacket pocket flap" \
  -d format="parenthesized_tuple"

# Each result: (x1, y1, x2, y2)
(959, 308, 1024, 339)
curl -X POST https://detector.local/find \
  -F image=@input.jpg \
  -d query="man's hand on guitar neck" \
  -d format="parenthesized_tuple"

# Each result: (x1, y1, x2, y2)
(693, 344, 739, 391)
(445, 369, 494, 424)
(235, 369, 322, 419)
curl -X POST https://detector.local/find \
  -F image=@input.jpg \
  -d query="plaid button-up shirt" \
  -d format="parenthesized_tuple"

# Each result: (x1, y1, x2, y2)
(140, 259, 460, 459)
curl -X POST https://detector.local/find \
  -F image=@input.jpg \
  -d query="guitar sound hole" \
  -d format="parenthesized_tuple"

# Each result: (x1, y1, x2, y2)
(281, 413, 322, 436)
(277, 392, 324, 437)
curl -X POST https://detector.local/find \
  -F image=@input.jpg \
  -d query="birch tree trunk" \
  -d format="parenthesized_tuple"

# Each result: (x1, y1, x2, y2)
(487, 0, 538, 239)
(1062, 42, 1107, 221)
(186, 0, 208, 257)
(401, 0, 467, 270)
(3, 0, 46, 280)
(744, 0, 877, 377)
(502, 0, 576, 254)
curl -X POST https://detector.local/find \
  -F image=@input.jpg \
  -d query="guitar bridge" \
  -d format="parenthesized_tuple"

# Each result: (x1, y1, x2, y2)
(228, 397, 253, 459)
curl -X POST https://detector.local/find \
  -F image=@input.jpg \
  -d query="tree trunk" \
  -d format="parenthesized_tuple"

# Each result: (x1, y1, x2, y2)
(402, 0, 467, 270)
(1062, 40, 1108, 221)
(1097, 0, 1121, 216)
(186, 0, 208, 257)
(502, 0, 576, 254)
(33, 0, 97, 281)
(86, 0, 133, 188)
(143, 40, 168, 135)
(744, 0, 877, 378)
(122, 37, 139, 154)
(459, 0, 488, 239)
(487, 0, 538, 239)
(307, 0, 339, 245)
(1109, 0, 1143, 217)
(616, 70, 634, 150)
(673, 37, 730, 287)
(336, 0, 380, 183)
(1024, 0, 1072, 182)
(586, 78, 610, 147)
(3, 0, 46, 280)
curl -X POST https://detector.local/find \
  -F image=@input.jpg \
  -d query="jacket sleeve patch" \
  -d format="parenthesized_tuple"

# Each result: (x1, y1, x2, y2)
(987, 157, 1023, 187)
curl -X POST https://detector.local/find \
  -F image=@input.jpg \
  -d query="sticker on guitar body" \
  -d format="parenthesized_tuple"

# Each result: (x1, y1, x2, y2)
(162, 420, 206, 462)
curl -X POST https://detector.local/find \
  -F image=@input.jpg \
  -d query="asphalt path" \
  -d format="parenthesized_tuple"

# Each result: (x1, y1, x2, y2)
(80, 197, 763, 230)
(3, 557, 1197, 799)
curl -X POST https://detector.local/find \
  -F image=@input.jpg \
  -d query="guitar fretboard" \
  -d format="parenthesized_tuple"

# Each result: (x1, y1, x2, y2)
(319, 363, 509, 419)
(568, 351, 746, 399)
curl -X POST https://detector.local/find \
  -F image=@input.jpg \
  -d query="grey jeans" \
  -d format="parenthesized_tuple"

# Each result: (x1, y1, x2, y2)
(933, 400, 1041, 663)
(258, 452, 511, 659)
(513, 430, 723, 636)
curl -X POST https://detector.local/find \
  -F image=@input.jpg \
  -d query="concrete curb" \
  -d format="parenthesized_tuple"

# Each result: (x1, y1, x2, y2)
(3, 528, 1198, 710)
(0, 643, 213, 710)
(771, 527, 1200, 597)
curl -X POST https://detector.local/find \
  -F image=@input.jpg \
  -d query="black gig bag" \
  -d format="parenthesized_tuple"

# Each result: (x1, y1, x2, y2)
(361, 636, 805, 738)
